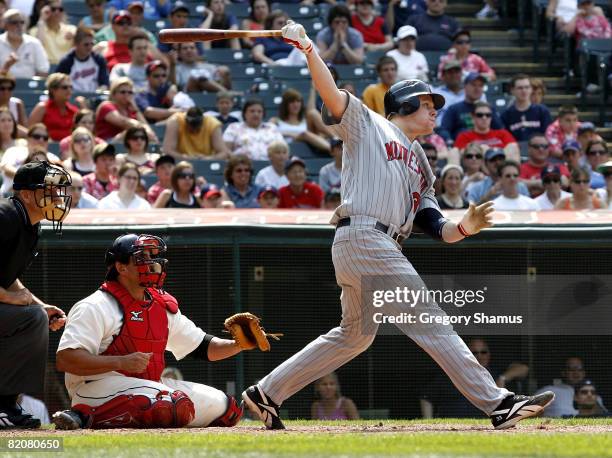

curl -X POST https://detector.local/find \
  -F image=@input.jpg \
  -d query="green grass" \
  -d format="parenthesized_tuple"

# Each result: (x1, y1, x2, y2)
(2, 419, 612, 458)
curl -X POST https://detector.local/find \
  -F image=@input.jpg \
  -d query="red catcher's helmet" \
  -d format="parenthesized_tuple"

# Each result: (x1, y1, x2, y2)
(105, 234, 168, 287)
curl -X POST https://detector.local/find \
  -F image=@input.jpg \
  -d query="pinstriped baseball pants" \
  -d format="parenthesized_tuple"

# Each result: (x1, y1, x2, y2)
(259, 226, 511, 415)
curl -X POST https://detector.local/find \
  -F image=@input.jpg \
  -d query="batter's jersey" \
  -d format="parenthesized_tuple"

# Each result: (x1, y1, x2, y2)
(322, 92, 440, 235)
(57, 289, 206, 397)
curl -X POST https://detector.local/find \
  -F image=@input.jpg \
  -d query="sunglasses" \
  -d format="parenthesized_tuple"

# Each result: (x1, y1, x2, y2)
(588, 149, 607, 156)
(503, 173, 519, 179)
(455, 39, 470, 45)
(543, 177, 560, 184)
(234, 168, 251, 173)
(573, 179, 590, 184)
(30, 133, 49, 141)
(578, 389, 596, 395)
(129, 135, 147, 141)
(73, 136, 91, 144)
(151, 73, 167, 79)
(177, 173, 195, 179)
(116, 20, 132, 26)
(117, 89, 134, 95)
(0, 86, 12, 91)
(51, 6, 64, 12)
(465, 153, 483, 160)
(7, 20, 25, 25)
(474, 112, 492, 118)
(529, 143, 549, 149)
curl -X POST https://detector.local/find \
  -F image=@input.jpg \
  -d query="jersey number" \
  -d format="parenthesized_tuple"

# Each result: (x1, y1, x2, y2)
(411, 192, 421, 214)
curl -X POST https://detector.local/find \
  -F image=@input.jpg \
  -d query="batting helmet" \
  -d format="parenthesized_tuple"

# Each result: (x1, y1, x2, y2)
(384, 79, 445, 119)
(105, 234, 168, 287)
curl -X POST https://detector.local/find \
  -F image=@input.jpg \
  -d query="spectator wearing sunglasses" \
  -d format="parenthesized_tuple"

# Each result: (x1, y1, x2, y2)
(585, 140, 609, 189)
(595, 160, 612, 209)
(0, 72, 26, 131)
(29, 0, 76, 65)
(437, 30, 495, 81)
(0, 9, 49, 78)
(534, 165, 571, 210)
(67, 171, 98, 209)
(492, 161, 540, 210)
(115, 126, 159, 176)
(135, 60, 180, 124)
(153, 161, 202, 208)
(555, 166, 603, 210)
(571, 381, 609, 418)
(220, 154, 262, 208)
(28, 73, 78, 142)
(519, 133, 570, 197)
(460, 142, 486, 197)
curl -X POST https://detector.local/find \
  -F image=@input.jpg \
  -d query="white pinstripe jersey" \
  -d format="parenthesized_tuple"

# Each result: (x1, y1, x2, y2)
(323, 92, 440, 235)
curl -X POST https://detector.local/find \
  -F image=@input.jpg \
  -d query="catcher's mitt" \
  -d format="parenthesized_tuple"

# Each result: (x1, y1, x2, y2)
(224, 312, 282, 351)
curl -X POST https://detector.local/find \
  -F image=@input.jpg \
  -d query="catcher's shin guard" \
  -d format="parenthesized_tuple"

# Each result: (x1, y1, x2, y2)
(72, 390, 195, 429)
(209, 395, 243, 427)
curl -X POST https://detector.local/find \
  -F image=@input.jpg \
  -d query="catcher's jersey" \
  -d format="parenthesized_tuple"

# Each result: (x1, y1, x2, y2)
(322, 92, 440, 234)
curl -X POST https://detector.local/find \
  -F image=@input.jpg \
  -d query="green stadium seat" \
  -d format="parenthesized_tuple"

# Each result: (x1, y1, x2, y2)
(142, 173, 158, 190)
(48, 142, 61, 157)
(489, 95, 510, 112)
(227, 64, 268, 80)
(189, 92, 243, 111)
(191, 159, 226, 187)
(289, 140, 320, 158)
(335, 65, 376, 81)
(258, 93, 283, 110)
(267, 65, 310, 81)
(63, 1, 90, 16)
(152, 124, 166, 139)
(365, 49, 388, 65)
(205, 48, 253, 64)
(300, 18, 325, 36)
(271, 3, 320, 19)
(225, 3, 252, 20)
(14, 77, 46, 92)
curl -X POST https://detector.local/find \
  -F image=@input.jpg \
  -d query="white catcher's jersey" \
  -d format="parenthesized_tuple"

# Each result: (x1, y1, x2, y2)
(322, 92, 441, 234)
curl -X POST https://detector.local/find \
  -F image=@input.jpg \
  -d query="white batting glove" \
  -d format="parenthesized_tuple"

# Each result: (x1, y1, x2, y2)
(458, 202, 494, 236)
(282, 20, 313, 55)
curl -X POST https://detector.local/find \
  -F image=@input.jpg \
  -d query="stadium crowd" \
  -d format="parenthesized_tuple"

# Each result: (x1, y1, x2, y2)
(0, 0, 610, 212)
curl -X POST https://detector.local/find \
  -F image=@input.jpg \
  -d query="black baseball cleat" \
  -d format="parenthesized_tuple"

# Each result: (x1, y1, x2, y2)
(490, 391, 555, 430)
(52, 409, 84, 430)
(0, 406, 41, 430)
(242, 385, 285, 430)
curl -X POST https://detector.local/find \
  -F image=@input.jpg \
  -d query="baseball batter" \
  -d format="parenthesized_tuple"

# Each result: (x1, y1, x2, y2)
(242, 21, 554, 430)
(52, 234, 245, 430)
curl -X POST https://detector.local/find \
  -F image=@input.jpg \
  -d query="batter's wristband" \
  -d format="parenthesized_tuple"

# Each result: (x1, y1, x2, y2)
(457, 223, 471, 237)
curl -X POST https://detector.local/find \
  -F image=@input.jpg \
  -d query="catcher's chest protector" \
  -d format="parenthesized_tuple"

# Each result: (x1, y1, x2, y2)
(100, 281, 177, 381)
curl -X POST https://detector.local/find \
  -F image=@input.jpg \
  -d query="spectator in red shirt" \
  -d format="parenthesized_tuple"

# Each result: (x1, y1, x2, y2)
(94, 10, 135, 71)
(27, 73, 78, 142)
(278, 156, 324, 209)
(453, 101, 519, 161)
(564, 0, 611, 43)
(351, 0, 393, 52)
(438, 30, 496, 81)
(545, 105, 580, 160)
(146, 154, 175, 204)
(519, 133, 570, 197)
(258, 186, 280, 209)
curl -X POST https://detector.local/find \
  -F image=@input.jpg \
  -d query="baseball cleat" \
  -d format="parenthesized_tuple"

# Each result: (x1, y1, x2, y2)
(52, 409, 84, 430)
(241, 385, 285, 430)
(490, 391, 555, 430)
(0, 406, 41, 430)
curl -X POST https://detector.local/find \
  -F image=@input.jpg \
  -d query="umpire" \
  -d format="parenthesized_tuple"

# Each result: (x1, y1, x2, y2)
(0, 161, 72, 429)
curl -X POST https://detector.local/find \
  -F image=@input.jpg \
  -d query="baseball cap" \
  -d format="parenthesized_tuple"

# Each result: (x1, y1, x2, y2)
(484, 147, 505, 161)
(541, 164, 561, 180)
(575, 379, 596, 393)
(596, 160, 612, 174)
(562, 139, 581, 153)
(155, 154, 175, 168)
(578, 122, 595, 136)
(2, 9, 22, 22)
(452, 29, 471, 42)
(258, 186, 279, 199)
(13, 161, 50, 190)
(112, 10, 132, 24)
(395, 25, 417, 41)
(285, 156, 306, 172)
(464, 72, 487, 85)
(93, 143, 116, 161)
(127, 0, 144, 11)
(442, 59, 462, 72)
(146, 60, 167, 76)
(171, 1, 190, 15)
(203, 189, 222, 200)
(185, 107, 203, 125)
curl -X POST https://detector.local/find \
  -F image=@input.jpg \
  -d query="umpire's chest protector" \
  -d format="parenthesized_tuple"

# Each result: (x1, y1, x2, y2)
(99, 281, 178, 382)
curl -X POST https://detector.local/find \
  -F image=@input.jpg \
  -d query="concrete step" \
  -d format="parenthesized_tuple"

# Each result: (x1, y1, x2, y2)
(492, 62, 564, 75)
(446, 3, 482, 15)
(459, 17, 517, 29)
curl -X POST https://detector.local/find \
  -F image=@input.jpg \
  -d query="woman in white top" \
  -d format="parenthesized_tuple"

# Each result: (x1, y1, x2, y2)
(270, 89, 330, 153)
(62, 127, 96, 177)
(0, 106, 22, 156)
(0, 73, 27, 132)
(115, 125, 159, 176)
(98, 162, 151, 210)
(546, 0, 578, 31)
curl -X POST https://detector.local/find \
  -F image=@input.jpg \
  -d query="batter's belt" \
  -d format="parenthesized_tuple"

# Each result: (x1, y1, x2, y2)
(336, 217, 407, 244)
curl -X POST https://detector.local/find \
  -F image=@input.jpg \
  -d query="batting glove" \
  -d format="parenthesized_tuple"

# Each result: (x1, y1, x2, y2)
(282, 20, 313, 55)
(458, 202, 494, 236)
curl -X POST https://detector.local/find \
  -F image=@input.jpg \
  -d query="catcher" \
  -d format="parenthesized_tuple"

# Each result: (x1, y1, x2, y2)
(52, 233, 278, 430)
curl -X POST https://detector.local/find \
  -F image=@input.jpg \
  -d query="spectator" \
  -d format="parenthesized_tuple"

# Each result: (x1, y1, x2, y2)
(109, 33, 151, 92)
(0, 106, 19, 154)
(420, 141, 442, 193)
(361, 57, 397, 116)
(595, 160, 612, 209)
(501, 74, 552, 142)
(96, 1, 158, 46)
(576, 122, 600, 152)
(146, 154, 174, 204)
(519, 133, 570, 197)
(386, 25, 428, 82)
(271, 89, 330, 152)
(29, 0, 76, 65)
(255, 139, 290, 189)
(116, 125, 159, 175)
(220, 154, 261, 208)
(535, 165, 571, 210)
(200, 0, 241, 50)
(162, 107, 228, 160)
(546, 0, 579, 32)
(492, 161, 540, 210)
(530, 77, 547, 105)
(436, 164, 469, 209)
(0, 72, 26, 130)
(433, 59, 463, 126)
(324, 188, 341, 210)
(79, 0, 110, 32)
(173, 42, 229, 92)
(585, 139, 609, 189)
(153, 161, 203, 208)
(555, 166, 603, 209)
(545, 105, 580, 159)
(0, 9, 49, 78)
(319, 138, 342, 193)
(316, 4, 365, 65)
(67, 171, 98, 209)
(257, 186, 280, 209)
(56, 27, 109, 94)
(460, 142, 486, 198)
(279, 156, 324, 209)
(98, 162, 151, 209)
(562, 139, 583, 172)
(0, 123, 51, 196)
(440, 73, 504, 144)
(476, 0, 500, 19)
(438, 30, 496, 81)
(223, 98, 284, 160)
(311, 372, 359, 420)
(536, 357, 606, 417)
(62, 127, 96, 176)
(82, 142, 119, 199)
(571, 381, 609, 418)
(212, 91, 240, 130)
(58, 109, 104, 157)
(453, 101, 519, 162)
(108, 0, 171, 21)
(95, 10, 142, 71)
(381, 0, 426, 35)
(156, 2, 192, 54)
(252, 10, 292, 65)
(241, 0, 270, 48)
(94, 77, 155, 142)
(135, 60, 180, 124)
(564, 0, 611, 42)
(28, 73, 78, 142)
(406, 0, 460, 50)
(352, 0, 393, 52)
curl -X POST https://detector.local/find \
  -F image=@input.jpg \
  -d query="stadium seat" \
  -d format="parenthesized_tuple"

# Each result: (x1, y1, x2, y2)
(518, 141, 529, 161)
(14, 77, 46, 92)
(300, 18, 325, 36)
(365, 49, 388, 66)
(421, 51, 445, 79)
(290, 141, 321, 159)
(63, 1, 89, 16)
(271, 3, 320, 19)
(488, 95, 510, 112)
(142, 174, 158, 190)
(226, 64, 268, 80)
(303, 158, 331, 176)
(224, 2, 251, 20)
(258, 93, 283, 111)
(189, 92, 243, 111)
(191, 160, 226, 187)
(334, 65, 376, 81)
(267, 66, 310, 81)
(205, 49, 253, 64)
(152, 124, 166, 139)
(48, 142, 61, 157)
(577, 38, 612, 113)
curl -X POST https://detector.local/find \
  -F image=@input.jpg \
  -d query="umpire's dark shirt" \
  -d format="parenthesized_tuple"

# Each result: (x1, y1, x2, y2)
(0, 197, 40, 289)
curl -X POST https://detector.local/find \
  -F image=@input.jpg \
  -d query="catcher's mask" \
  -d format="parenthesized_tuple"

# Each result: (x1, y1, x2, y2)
(105, 234, 168, 287)
(13, 161, 72, 234)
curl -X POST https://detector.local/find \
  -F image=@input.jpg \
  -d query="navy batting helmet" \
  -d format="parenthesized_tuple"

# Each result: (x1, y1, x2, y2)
(384, 79, 445, 119)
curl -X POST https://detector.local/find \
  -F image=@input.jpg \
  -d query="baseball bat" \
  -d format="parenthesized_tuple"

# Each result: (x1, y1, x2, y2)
(159, 28, 283, 44)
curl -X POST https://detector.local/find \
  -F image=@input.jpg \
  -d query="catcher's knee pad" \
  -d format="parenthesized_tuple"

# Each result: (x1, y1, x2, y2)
(73, 390, 195, 429)
(209, 395, 243, 427)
